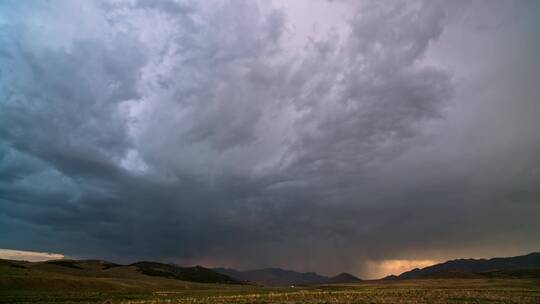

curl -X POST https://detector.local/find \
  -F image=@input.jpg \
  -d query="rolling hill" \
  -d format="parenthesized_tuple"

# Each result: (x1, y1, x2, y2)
(390, 252, 540, 279)
(131, 261, 238, 284)
(0, 258, 240, 292)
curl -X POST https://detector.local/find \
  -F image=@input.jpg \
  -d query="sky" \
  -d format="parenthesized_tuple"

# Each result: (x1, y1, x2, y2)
(0, 249, 64, 262)
(0, 0, 539, 279)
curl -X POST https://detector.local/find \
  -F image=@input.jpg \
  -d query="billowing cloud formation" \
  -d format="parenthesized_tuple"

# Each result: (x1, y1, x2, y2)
(1, 0, 539, 278)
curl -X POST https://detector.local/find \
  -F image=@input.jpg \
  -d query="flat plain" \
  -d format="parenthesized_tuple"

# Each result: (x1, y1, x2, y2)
(2, 279, 540, 304)
(2, 259, 540, 303)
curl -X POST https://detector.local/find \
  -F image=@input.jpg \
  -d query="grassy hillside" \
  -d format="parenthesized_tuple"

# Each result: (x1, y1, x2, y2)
(0, 258, 239, 292)
(131, 262, 238, 284)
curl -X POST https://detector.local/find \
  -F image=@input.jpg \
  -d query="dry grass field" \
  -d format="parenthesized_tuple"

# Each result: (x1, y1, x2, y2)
(2, 259, 540, 303)
(2, 278, 540, 304)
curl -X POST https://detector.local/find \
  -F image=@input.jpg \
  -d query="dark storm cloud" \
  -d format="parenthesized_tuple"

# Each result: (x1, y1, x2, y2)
(1, 0, 539, 278)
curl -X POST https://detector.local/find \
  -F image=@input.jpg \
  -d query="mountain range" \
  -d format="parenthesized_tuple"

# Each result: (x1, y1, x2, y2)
(387, 252, 540, 280)
(1, 251, 539, 291)
(214, 267, 361, 286)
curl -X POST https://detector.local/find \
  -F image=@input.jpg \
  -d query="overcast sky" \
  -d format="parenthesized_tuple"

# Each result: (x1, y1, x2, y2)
(1, 0, 539, 279)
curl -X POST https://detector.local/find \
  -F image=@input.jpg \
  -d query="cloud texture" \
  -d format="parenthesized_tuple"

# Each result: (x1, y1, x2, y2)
(0, 248, 64, 262)
(1, 0, 539, 278)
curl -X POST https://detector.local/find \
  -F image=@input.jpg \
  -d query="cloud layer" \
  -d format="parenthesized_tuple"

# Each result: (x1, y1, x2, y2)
(0, 249, 64, 262)
(1, 0, 539, 278)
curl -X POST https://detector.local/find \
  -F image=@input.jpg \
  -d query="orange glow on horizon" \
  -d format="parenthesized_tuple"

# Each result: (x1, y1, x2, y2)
(365, 259, 438, 279)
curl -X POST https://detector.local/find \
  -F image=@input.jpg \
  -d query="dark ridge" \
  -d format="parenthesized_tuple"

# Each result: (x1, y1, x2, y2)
(0, 258, 241, 285)
(131, 262, 240, 284)
(10, 263, 26, 269)
(80, 260, 121, 270)
(395, 252, 540, 280)
(214, 267, 361, 286)
(382, 274, 398, 280)
(103, 263, 122, 270)
(0, 259, 26, 269)
(326, 272, 362, 284)
(45, 260, 83, 270)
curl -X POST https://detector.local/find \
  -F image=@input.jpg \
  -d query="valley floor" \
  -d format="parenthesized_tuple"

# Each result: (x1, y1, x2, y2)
(2, 278, 540, 304)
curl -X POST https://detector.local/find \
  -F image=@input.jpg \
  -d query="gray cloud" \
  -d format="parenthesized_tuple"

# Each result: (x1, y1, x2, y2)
(1, 0, 539, 278)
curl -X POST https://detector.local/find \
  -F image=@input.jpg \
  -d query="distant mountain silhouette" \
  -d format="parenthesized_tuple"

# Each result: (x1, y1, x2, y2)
(326, 272, 363, 284)
(214, 267, 361, 286)
(389, 252, 540, 280)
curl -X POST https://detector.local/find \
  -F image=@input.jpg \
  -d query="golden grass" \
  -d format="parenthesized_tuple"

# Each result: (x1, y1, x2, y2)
(2, 260, 539, 304)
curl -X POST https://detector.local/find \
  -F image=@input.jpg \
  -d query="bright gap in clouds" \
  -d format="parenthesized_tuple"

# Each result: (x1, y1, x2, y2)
(365, 259, 438, 279)
(0, 249, 64, 262)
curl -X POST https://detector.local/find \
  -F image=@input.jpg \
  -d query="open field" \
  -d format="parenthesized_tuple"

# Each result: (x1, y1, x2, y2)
(2, 259, 540, 303)
(2, 279, 540, 304)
